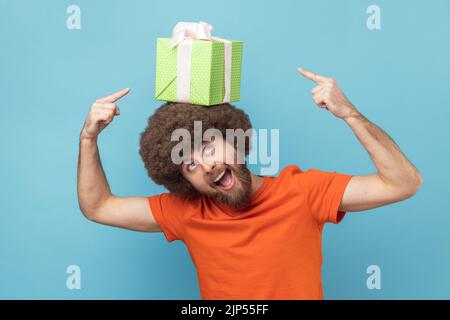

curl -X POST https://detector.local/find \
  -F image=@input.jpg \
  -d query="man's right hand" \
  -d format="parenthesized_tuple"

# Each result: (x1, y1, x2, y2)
(80, 88, 130, 140)
(77, 86, 161, 233)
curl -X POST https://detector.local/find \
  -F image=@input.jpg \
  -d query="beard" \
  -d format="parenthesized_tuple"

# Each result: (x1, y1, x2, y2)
(205, 164, 253, 209)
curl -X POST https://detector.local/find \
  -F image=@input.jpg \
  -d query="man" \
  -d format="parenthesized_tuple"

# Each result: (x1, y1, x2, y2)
(77, 68, 423, 299)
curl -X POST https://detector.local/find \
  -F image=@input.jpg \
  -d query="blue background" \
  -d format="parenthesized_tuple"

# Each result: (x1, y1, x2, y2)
(1, 0, 449, 299)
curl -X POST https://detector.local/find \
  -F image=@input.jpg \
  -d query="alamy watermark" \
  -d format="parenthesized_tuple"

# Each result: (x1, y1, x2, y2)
(367, 5, 381, 30)
(171, 121, 279, 175)
(66, 265, 81, 290)
(366, 265, 381, 290)
(66, 5, 81, 30)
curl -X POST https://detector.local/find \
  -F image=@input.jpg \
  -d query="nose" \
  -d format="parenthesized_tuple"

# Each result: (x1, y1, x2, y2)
(201, 161, 216, 174)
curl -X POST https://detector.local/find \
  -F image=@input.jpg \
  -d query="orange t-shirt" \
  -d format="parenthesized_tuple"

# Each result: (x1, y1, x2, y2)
(148, 165, 352, 300)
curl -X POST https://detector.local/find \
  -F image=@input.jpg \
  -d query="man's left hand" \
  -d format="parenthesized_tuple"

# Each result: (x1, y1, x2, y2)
(298, 67, 359, 120)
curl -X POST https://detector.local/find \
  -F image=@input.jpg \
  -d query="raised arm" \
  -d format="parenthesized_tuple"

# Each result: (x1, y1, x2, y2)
(77, 88, 161, 232)
(298, 68, 423, 212)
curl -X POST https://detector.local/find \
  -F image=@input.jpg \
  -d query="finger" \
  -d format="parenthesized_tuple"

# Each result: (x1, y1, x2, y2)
(312, 91, 325, 100)
(92, 110, 115, 117)
(95, 102, 116, 108)
(313, 96, 324, 106)
(96, 87, 130, 103)
(314, 99, 327, 109)
(312, 85, 323, 94)
(94, 114, 113, 123)
(313, 93, 327, 107)
(92, 106, 116, 114)
(316, 99, 328, 109)
(92, 103, 116, 111)
(96, 106, 120, 115)
(92, 112, 114, 121)
(92, 108, 116, 119)
(92, 103, 121, 117)
(297, 67, 328, 83)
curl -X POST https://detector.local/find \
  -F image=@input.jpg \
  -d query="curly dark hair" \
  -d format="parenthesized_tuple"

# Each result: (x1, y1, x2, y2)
(139, 102, 252, 198)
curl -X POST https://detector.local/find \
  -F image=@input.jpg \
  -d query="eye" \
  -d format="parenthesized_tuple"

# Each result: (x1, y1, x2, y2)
(203, 143, 215, 158)
(187, 160, 198, 172)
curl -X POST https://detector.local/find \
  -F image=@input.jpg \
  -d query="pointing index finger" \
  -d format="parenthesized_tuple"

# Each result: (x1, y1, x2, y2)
(97, 88, 131, 103)
(297, 67, 327, 83)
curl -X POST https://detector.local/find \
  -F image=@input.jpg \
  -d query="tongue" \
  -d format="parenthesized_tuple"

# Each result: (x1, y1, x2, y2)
(219, 170, 233, 189)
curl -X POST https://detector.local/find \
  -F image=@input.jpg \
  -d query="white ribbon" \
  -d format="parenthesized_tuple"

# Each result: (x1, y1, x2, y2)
(171, 21, 232, 104)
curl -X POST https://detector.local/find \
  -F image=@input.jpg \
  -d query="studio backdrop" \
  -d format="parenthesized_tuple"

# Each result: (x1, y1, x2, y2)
(0, 0, 449, 299)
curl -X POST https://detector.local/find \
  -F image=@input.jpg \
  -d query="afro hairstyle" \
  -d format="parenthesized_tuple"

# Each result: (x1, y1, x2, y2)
(139, 102, 252, 198)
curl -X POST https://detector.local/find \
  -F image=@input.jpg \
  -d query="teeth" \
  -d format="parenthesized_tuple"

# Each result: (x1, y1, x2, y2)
(213, 170, 226, 183)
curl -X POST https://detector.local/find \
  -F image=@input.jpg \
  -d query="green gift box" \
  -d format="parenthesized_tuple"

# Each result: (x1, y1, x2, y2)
(155, 28, 243, 106)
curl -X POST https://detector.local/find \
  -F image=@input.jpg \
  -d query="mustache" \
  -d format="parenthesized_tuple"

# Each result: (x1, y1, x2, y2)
(209, 164, 252, 209)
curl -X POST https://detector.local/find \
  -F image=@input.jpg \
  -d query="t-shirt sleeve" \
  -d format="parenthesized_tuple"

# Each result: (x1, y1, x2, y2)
(295, 167, 353, 225)
(147, 192, 191, 243)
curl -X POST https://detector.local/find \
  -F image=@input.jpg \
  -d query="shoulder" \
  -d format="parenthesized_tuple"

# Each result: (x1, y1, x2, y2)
(278, 164, 303, 176)
(278, 165, 335, 179)
(274, 165, 331, 188)
(266, 165, 305, 190)
(148, 192, 202, 217)
(275, 164, 308, 181)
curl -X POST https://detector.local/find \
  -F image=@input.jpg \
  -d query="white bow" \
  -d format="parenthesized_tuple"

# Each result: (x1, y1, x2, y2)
(170, 21, 232, 104)
(171, 21, 214, 47)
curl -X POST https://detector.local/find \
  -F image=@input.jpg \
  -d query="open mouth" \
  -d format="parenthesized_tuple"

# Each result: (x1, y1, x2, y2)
(213, 168, 235, 191)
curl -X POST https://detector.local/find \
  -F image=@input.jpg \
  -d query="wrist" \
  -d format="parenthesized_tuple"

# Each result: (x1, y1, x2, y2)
(80, 125, 99, 142)
(79, 134, 98, 145)
(343, 108, 363, 124)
